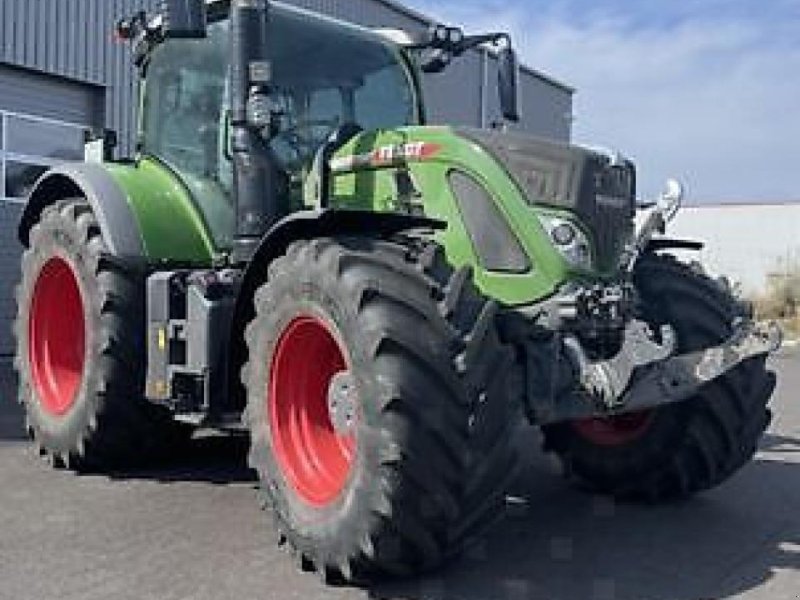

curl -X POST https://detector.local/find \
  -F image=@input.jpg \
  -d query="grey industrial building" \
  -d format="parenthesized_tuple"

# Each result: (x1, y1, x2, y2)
(0, 0, 573, 354)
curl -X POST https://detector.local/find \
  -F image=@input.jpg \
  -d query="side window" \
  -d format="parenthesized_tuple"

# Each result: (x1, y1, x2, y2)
(354, 66, 414, 130)
(309, 88, 343, 119)
(1, 113, 85, 201)
(141, 20, 235, 248)
(141, 21, 229, 183)
(158, 71, 223, 177)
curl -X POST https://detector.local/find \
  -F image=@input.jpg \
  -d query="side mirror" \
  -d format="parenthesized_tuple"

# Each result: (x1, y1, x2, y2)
(656, 178, 684, 222)
(498, 46, 520, 122)
(161, 0, 207, 39)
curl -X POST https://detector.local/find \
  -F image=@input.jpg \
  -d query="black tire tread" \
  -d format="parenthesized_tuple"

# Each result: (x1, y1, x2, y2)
(244, 236, 518, 579)
(15, 198, 185, 470)
(542, 253, 775, 501)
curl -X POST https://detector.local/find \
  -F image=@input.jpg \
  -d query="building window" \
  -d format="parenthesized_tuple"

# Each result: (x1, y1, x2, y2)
(5, 161, 49, 199)
(6, 115, 85, 161)
(0, 110, 86, 204)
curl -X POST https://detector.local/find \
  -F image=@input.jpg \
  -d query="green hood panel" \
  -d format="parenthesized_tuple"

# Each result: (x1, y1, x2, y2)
(105, 159, 217, 265)
(328, 126, 577, 305)
(98, 127, 617, 306)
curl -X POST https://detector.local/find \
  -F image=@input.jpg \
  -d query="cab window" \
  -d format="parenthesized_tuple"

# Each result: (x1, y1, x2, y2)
(140, 19, 233, 247)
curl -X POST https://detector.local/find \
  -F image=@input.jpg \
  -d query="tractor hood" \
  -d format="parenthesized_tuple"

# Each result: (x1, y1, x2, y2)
(326, 125, 638, 304)
(328, 127, 636, 272)
(456, 128, 637, 271)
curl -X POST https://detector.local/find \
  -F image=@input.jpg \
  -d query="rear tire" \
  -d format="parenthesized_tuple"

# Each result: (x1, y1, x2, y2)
(542, 253, 776, 501)
(15, 199, 186, 469)
(243, 236, 518, 579)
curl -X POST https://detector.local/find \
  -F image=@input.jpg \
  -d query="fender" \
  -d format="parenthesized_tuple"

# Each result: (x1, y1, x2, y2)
(236, 208, 445, 317)
(18, 163, 145, 258)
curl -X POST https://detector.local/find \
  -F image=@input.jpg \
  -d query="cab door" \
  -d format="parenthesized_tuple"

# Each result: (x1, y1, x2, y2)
(139, 17, 234, 250)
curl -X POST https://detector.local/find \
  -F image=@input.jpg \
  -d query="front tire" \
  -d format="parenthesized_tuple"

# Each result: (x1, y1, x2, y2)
(243, 237, 518, 579)
(15, 199, 184, 469)
(542, 253, 776, 501)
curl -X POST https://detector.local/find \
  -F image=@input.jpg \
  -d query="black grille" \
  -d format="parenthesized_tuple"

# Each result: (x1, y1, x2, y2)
(457, 128, 635, 271)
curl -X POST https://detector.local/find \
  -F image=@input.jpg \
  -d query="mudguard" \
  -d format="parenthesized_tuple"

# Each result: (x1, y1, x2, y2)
(236, 209, 445, 315)
(19, 163, 145, 258)
(18, 160, 217, 265)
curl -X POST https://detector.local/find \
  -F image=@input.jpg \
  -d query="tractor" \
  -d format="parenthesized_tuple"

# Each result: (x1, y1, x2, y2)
(14, 0, 780, 581)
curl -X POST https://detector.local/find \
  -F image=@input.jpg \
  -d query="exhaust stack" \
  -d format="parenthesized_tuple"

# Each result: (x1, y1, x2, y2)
(230, 0, 283, 262)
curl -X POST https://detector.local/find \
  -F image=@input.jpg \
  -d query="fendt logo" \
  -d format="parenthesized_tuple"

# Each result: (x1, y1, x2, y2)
(373, 142, 441, 164)
(330, 142, 442, 172)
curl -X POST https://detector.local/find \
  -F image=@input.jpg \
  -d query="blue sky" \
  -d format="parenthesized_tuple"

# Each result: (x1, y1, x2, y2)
(403, 0, 800, 202)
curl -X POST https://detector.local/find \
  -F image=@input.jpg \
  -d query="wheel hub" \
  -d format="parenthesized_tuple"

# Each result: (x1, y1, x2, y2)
(327, 371, 358, 435)
(267, 315, 357, 507)
(572, 410, 654, 447)
(27, 256, 86, 417)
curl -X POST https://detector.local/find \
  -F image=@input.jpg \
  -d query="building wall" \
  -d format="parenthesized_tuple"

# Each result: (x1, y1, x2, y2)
(0, 0, 158, 156)
(0, 201, 22, 352)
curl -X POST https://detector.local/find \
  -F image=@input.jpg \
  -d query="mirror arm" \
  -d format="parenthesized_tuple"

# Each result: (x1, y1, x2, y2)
(497, 45, 520, 122)
(407, 28, 509, 55)
(452, 32, 508, 56)
(416, 30, 512, 74)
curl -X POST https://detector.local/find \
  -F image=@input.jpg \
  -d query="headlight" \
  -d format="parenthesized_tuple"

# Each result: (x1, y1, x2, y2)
(537, 215, 593, 269)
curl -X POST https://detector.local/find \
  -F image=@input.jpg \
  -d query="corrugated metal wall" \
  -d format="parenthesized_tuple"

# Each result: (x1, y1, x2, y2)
(0, 0, 160, 154)
(0, 0, 572, 155)
(0, 64, 103, 125)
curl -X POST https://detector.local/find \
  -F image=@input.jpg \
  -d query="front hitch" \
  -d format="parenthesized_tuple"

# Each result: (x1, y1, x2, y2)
(563, 319, 677, 407)
(535, 319, 782, 425)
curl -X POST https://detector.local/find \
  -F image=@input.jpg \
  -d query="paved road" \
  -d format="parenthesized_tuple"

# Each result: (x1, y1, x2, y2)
(1, 354, 798, 600)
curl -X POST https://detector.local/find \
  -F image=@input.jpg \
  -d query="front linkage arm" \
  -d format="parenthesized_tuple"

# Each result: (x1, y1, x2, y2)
(563, 319, 676, 407)
(535, 319, 782, 426)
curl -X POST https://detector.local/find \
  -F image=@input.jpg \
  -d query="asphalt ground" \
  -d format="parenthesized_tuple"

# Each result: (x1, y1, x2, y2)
(0, 352, 798, 600)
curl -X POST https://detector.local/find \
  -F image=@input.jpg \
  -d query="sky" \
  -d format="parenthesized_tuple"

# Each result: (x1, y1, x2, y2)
(403, 0, 800, 203)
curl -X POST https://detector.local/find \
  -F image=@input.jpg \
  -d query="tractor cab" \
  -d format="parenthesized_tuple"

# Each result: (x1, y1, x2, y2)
(137, 1, 422, 249)
(120, 0, 520, 258)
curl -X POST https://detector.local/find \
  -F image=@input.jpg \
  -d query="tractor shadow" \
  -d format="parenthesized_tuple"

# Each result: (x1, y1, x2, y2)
(106, 433, 256, 485)
(1, 358, 254, 482)
(369, 427, 800, 600)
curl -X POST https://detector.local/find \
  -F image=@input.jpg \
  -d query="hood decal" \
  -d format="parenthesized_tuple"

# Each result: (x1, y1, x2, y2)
(330, 142, 441, 172)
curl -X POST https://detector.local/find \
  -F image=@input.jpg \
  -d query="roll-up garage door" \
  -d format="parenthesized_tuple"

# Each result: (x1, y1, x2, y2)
(0, 65, 103, 355)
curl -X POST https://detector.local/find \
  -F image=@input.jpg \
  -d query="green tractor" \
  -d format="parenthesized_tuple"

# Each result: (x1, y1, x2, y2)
(14, 0, 780, 581)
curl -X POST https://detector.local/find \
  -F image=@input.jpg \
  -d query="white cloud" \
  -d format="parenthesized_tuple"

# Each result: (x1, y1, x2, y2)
(405, 2, 800, 202)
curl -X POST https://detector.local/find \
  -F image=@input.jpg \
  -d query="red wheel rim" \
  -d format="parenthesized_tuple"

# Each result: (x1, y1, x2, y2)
(572, 411, 654, 447)
(268, 315, 355, 507)
(28, 257, 86, 417)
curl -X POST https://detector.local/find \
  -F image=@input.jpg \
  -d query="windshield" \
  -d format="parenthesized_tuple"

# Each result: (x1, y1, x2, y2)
(139, 2, 418, 247)
(141, 3, 417, 177)
(262, 4, 418, 169)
